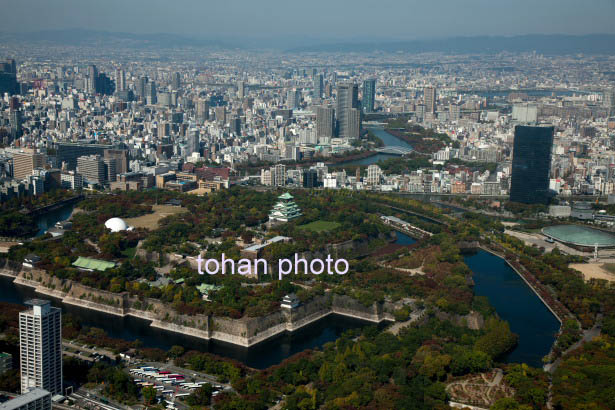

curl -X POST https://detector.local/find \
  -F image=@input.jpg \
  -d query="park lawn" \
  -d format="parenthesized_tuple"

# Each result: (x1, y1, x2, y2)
(299, 220, 341, 233)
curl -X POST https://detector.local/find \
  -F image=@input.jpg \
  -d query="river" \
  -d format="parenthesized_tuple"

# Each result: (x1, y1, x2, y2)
(339, 126, 413, 166)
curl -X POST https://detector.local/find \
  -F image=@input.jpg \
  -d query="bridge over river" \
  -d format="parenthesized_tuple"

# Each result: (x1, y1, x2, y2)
(374, 146, 413, 155)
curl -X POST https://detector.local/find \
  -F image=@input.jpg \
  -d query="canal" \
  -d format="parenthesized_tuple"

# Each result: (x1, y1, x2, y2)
(339, 126, 413, 166)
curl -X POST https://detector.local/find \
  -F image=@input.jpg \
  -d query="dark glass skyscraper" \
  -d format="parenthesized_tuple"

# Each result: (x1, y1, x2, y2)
(362, 79, 376, 113)
(510, 125, 554, 204)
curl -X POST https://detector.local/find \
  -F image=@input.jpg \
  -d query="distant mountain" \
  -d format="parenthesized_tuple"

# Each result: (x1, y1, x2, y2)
(286, 34, 615, 55)
(0, 29, 237, 50)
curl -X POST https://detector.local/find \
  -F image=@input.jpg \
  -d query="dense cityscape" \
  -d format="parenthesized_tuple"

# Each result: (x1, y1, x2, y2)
(1, 3, 615, 410)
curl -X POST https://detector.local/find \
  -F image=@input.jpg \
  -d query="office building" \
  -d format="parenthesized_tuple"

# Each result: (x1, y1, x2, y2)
(316, 106, 335, 139)
(287, 88, 301, 109)
(0, 388, 51, 410)
(510, 125, 554, 204)
(237, 81, 245, 99)
(171, 72, 181, 90)
(367, 164, 382, 185)
(196, 99, 209, 122)
(60, 172, 83, 190)
(56, 142, 111, 170)
(512, 104, 538, 124)
(9, 109, 23, 139)
(362, 79, 376, 113)
(273, 164, 286, 187)
(303, 169, 318, 188)
(186, 129, 200, 155)
(313, 74, 323, 100)
(103, 149, 128, 175)
(115, 68, 126, 92)
(86, 65, 98, 94)
(136, 76, 147, 99)
(145, 81, 157, 105)
(347, 108, 361, 140)
(336, 82, 360, 139)
(424, 86, 436, 114)
(103, 158, 117, 183)
(0, 58, 19, 95)
(215, 107, 226, 125)
(77, 155, 106, 185)
(19, 300, 62, 395)
(12, 149, 46, 181)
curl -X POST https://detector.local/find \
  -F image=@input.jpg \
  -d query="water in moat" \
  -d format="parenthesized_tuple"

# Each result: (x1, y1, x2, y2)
(394, 231, 558, 367)
(34, 203, 75, 236)
(463, 250, 560, 367)
(0, 275, 377, 369)
(0, 231, 557, 368)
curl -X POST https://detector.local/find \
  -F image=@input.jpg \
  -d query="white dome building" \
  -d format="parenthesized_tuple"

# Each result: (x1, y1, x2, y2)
(105, 217, 128, 233)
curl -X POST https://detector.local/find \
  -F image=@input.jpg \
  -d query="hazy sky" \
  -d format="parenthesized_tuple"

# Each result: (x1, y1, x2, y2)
(2, 0, 614, 42)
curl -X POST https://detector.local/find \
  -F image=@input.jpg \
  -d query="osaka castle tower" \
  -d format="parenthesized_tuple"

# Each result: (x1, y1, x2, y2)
(269, 193, 302, 224)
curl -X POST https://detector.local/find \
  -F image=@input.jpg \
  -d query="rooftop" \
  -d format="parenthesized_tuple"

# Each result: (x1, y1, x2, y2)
(0, 389, 50, 410)
(72, 256, 116, 271)
(542, 225, 615, 247)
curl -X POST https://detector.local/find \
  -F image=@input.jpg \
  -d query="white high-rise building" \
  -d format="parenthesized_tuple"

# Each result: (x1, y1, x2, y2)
(367, 164, 383, 186)
(19, 300, 62, 395)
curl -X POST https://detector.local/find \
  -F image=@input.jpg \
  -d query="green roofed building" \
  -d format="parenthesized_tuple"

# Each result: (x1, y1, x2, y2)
(269, 193, 302, 224)
(72, 256, 116, 271)
(197, 283, 223, 300)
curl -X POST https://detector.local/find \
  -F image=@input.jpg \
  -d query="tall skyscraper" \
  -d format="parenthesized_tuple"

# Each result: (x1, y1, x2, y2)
(13, 149, 46, 181)
(19, 300, 62, 395)
(347, 108, 361, 140)
(145, 81, 157, 105)
(424, 86, 436, 114)
(172, 72, 181, 90)
(86, 65, 98, 94)
(316, 106, 335, 139)
(510, 125, 554, 204)
(313, 74, 323, 100)
(287, 88, 301, 109)
(336, 82, 360, 139)
(136, 76, 147, 99)
(196, 99, 210, 122)
(186, 129, 200, 155)
(362, 79, 376, 113)
(0, 58, 19, 96)
(237, 81, 245, 99)
(115, 68, 126, 92)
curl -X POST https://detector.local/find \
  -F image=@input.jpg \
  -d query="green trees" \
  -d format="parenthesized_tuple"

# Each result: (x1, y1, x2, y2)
(185, 384, 213, 407)
(474, 318, 518, 359)
(552, 335, 615, 410)
(491, 397, 533, 410)
(142, 386, 157, 406)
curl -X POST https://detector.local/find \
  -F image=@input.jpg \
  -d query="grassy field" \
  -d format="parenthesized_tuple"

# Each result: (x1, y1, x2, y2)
(299, 220, 341, 233)
(124, 205, 187, 230)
